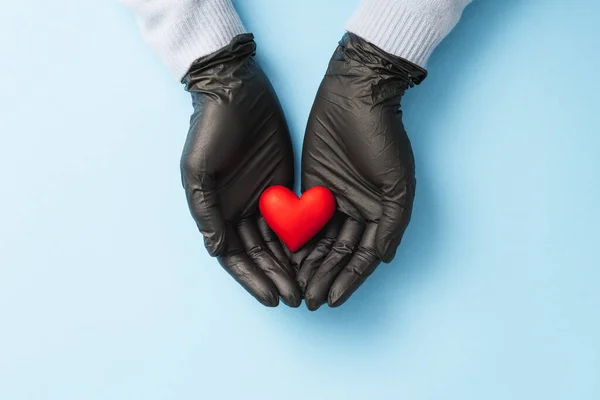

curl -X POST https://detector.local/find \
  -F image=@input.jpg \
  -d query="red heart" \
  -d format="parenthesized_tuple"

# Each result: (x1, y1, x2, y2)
(259, 186, 336, 252)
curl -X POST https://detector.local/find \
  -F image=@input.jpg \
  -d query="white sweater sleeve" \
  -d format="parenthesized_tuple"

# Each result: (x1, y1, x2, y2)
(346, 0, 473, 67)
(121, 0, 246, 79)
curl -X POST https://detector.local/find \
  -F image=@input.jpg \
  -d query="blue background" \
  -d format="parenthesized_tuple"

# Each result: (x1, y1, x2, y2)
(1, 0, 599, 398)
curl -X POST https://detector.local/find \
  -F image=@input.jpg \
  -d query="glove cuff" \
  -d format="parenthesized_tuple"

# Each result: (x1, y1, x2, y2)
(337, 33, 428, 87)
(124, 0, 247, 79)
(183, 34, 256, 90)
(345, 0, 472, 67)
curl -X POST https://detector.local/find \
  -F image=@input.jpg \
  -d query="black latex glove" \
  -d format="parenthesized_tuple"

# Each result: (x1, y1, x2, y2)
(180, 34, 301, 308)
(298, 33, 427, 310)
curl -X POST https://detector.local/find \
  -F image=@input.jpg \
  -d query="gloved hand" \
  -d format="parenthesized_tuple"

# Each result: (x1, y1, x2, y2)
(180, 34, 301, 308)
(298, 33, 427, 310)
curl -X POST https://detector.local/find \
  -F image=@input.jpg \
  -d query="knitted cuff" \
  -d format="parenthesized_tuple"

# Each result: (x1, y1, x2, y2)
(346, 0, 472, 67)
(123, 0, 247, 79)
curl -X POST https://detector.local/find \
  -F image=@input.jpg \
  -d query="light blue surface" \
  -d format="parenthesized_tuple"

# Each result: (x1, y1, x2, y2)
(1, 0, 599, 399)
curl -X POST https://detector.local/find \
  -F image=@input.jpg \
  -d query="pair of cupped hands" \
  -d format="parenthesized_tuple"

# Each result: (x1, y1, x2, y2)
(180, 32, 427, 310)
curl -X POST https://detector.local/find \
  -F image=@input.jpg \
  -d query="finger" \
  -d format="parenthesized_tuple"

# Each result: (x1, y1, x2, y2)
(238, 219, 302, 308)
(288, 244, 313, 274)
(257, 216, 296, 277)
(375, 184, 415, 262)
(296, 215, 343, 294)
(281, 234, 316, 274)
(304, 217, 364, 311)
(181, 169, 226, 256)
(217, 224, 279, 307)
(328, 223, 381, 307)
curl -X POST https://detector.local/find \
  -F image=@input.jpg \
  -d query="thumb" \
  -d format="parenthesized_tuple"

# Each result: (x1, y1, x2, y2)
(182, 169, 227, 256)
(375, 187, 414, 263)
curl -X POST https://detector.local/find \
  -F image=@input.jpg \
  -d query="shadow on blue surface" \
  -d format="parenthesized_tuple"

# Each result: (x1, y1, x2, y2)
(272, 0, 524, 337)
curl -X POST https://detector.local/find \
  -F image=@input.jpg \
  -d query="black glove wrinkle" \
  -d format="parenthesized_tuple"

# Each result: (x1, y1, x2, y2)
(182, 33, 256, 91)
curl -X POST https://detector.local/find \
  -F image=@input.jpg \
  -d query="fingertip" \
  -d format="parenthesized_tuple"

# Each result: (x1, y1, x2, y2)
(304, 290, 324, 311)
(328, 244, 381, 307)
(286, 295, 302, 308)
(380, 246, 396, 263)
(257, 289, 280, 307)
(327, 279, 353, 308)
(305, 297, 322, 311)
(375, 231, 399, 263)
(327, 290, 346, 308)
(218, 248, 280, 308)
(281, 286, 302, 308)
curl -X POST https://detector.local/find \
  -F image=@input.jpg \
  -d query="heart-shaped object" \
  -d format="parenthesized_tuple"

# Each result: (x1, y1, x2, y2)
(259, 186, 336, 252)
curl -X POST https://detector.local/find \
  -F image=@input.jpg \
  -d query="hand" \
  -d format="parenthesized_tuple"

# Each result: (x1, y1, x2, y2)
(298, 33, 427, 310)
(180, 34, 301, 307)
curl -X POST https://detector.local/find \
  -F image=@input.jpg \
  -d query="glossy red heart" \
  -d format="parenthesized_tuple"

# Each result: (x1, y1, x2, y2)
(259, 186, 336, 252)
